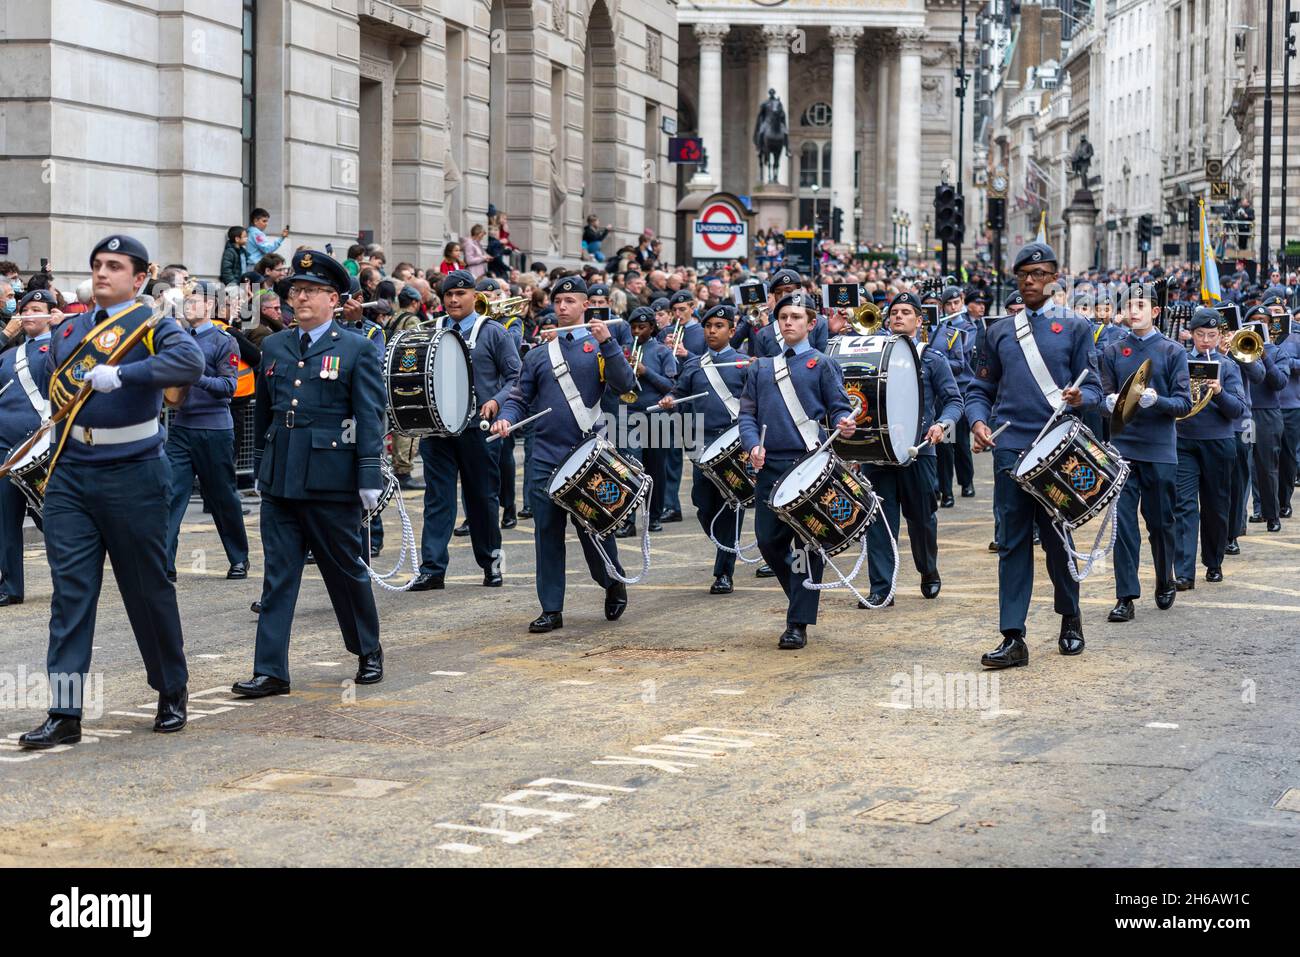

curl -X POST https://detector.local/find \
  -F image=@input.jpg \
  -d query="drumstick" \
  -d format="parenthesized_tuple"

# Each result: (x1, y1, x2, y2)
(1031, 368, 1091, 447)
(667, 391, 710, 407)
(758, 424, 767, 452)
(961, 420, 1011, 458)
(485, 406, 552, 442)
(0, 380, 12, 401)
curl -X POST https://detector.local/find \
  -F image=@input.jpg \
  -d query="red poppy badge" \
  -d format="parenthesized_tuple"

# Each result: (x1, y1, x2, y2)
(1122, 347, 1132, 357)
(583, 342, 594, 353)
(806, 358, 817, 369)
(1051, 322, 1063, 333)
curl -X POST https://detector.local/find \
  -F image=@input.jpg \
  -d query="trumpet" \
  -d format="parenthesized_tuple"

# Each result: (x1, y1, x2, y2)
(1226, 326, 1265, 364)
(744, 303, 770, 326)
(619, 341, 645, 403)
(473, 293, 529, 318)
(848, 301, 884, 336)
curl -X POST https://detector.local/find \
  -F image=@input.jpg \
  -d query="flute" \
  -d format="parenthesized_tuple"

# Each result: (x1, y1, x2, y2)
(485, 406, 552, 442)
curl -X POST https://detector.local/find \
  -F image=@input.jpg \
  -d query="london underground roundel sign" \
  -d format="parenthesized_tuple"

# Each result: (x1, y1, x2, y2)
(692, 196, 749, 261)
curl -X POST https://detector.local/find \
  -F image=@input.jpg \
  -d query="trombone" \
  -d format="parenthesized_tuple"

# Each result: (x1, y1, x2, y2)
(473, 292, 529, 319)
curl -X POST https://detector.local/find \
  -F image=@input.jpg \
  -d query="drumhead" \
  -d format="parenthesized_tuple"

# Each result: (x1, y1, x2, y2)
(700, 425, 741, 463)
(771, 451, 829, 507)
(1015, 419, 1074, 476)
(883, 338, 922, 461)
(13, 430, 50, 467)
(548, 436, 600, 493)
(432, 333, 473, 427)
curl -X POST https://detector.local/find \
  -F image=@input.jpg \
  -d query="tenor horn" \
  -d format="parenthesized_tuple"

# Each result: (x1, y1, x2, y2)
(1227, 326, 1264, 364)
(849, 301, 884, 336)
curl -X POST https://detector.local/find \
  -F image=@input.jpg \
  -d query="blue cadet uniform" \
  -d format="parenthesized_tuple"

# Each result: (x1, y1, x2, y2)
(476, 278, 524, 525)
(865, 295, 964, 602)
(0, 292, 54, 604)
(23, 234, 204, 746)
(412, 270, 521, 589)
(1241, 304, 1290, 525)
(1173, 309, 1248, 584)
(932, 298, 976, 502)
(660, 289, 703, 519)
(737, 293, 852, 647)
(1099, 286, 1192, 609)
(1228, 349, 1257, 546)
(587, 283, 633, 350)
(1273, 305, 1300, 512)
(164, 287, 250, 580)
(616, 306, 677, 531)
(964, 242, 1102, 666)
(235, 249, 386, 696)
(497, 274, 637, 630)
(671, 304, 749, 585)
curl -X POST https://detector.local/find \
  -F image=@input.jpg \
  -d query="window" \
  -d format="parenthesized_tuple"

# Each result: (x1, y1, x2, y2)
(241, 0, 255, 214)
(799, 142, 819, 188)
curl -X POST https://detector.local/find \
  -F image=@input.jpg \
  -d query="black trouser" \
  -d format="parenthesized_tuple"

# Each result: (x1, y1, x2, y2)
(1230, 431, 1251, 538)
(1113, 459, 1177, 600)
(1251, 408, 1284, 521)
(1280, 408, 1300, 511)
(754, 456, 825, 627)
(936, 420, 973, 496)
(498, 431, 517, 518)
(1174, 436, 1234, 579)
(864, 456, 939, 595)
(691, 463, 743, 578)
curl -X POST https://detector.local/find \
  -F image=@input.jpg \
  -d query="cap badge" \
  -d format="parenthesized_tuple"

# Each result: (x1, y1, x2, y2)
(107, 238, 121, 252)
(300, 253, 313, 269)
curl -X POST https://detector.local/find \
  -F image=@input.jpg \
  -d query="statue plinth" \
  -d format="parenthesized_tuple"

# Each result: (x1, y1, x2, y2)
(1065, 188, 1098, 273)
(751, 180, 794, 234)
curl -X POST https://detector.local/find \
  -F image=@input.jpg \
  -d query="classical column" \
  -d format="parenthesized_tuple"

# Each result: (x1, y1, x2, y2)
(692, 22, 730, 188)
(895, 28, 925, 256)
(761, 23, 798, 187)
(829, 26, 863, 248)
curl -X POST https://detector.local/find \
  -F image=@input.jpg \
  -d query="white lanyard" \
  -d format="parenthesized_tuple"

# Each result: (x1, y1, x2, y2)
(772, 351, 820, 451)
(700, 354, 740, 421)
(13, 344, 49, 417)
(547, 337, 600, 433)
(1013, 312, 1063, 408)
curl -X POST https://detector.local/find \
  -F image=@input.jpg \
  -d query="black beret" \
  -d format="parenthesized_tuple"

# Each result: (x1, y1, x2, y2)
(18, 289, 58, 311)
(940, 286, 963, 303)
(1004, 290, 1026, 308)
(587, 283, 610, 297)
(769, 268, 802, 291)
(90, 234, 149, 267)
(1012, 241, 1057, 271)
(440, 269, 476, 294)
(702, 303, 737, 324)
(669, 289, 695, 306)
(1261, 285, 1288, 307)
(347, 275, 362, 299)
(651, 297, 671, 312)
(774, 292, 816, 315)
(289, 249, 350, 294)
(888, 292, 924, 315)
(1189, 307, 1222, 331)
(551, 274, 587, 296)
(475, 277, 499, 293)
(376, 280, 397, 300)
(398, 285, 421, 304)
(238, 270, 263, 284)
(628, 306, 656, 326)
(1244, 304, 1269, 323)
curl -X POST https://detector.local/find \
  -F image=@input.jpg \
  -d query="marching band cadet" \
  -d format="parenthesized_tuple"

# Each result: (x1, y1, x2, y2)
(1264, 288, 1300, 516)
(1173, 308, 1247, 588)
(934, 285, 976, 505)
(660, 288, 705, 524)
(739, 292, 855, 650)
(164, 281, 250, 582)
(664, 289, 705, 354)
(476, 277, 521, 528)
(615, 306, 677, 536)
(1003, 290, 1026, 315)
(732, 269, 794, 356)
(1243, 303, 1290, 533)
(0, 290, 57, 608)
(410, 269, 520, 590)
(966, 242, 1101, 669)
(1099, 280, 1192, 621)
(587, 282, 633, 349)
(232, 249, 386, 698)
(861, 293, 963, 607)
(20, 235, 204, 749)
(491, 274, 637, 633)
(660, 303, 749, 594)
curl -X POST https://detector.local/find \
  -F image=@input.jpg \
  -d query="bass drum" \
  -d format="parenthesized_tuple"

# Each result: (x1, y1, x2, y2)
(825, 334, 923, 465)
(769, 448, 879, 557)
(384, 328, 475, 437)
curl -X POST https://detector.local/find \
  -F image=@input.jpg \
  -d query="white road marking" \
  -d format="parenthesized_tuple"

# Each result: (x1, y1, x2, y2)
(979, 709, 1023, 719)
(109, 711, 155, 718)
(310, 662, 342, 667)
(558, 679, 595, 686)
(431, 670, 466, 677)
(1145, 721, 1180, 729)
(436, 843, 483, 855)
(196, 654, 224, 659)
(710, 689, 745, 696)
(876, 701, 912, 709)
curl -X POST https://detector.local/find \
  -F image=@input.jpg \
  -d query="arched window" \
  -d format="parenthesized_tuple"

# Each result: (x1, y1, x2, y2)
(799, 142, 819, 188)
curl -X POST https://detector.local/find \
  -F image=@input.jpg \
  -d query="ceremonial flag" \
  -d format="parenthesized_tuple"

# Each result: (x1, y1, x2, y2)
(1035, 210, 1047, 244)
(1199, 198, 1222, 303)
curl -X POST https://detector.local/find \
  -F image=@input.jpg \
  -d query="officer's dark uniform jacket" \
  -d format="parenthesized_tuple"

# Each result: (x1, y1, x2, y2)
(253, 320, 385, 502)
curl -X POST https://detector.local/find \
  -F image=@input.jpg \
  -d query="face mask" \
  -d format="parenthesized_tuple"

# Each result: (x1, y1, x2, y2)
(9, 278, 22, 294)
(3, 298, 15, 313)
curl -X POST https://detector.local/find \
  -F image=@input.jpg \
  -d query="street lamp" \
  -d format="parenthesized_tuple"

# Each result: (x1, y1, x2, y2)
(811, 183, 821, 237)
(901, 212, 912, 264)
(891, 208, 901, 255)
(924, 214, 932, 256)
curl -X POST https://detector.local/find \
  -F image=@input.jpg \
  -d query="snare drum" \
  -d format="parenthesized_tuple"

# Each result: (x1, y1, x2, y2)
(769, 448, 879, 556)
(697, 425, 757, 508)
(547, 436, 650, 538)
(384, 329, 475, 437)
(825, 334, 923, 465)
(7, 431, 51, 522)
(1013, 418, 1126, 528)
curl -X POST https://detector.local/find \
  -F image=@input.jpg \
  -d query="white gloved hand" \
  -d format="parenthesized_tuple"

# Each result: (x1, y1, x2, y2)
(1105, 393, 1119, 413)
(1138, 387, 1158, 409)
(359, 488, 382, 512)
(86, 364, 122, 393)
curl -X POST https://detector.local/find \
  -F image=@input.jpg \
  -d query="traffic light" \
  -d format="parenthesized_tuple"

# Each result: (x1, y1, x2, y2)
(1137, 213, 1153, 252)
(831, 206, 844, 242)
(986, 197, 1006, 231)
(934, 185, 964, 243)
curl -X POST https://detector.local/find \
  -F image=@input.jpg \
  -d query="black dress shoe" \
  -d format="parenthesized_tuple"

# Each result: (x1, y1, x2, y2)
(648, 520, 664, 532)
(604, 582, 628, 620)
(370, 543, 383, 558)
(397, 474, 424, 491)
(1268, 519, 1283, 533)
(1155, 586, 1176, 610)
(250, 600, 262, 614)
(529, 611, 563, 633)
(1206, 567, 1224, 582)
(305, 551, 316, 565)
(755, 563, 777, 578)
(710, 574, 733, 594)
(0, 593, 23, 606)
(1249, 513, 1264, 523)
(355, 646, 383, 684)
(1283, 506, 1294, 519)
(483, 570, 503, 587)
(154, 687, 187, 733)
(231, 675, 291, 698)
(1174, 577, 1194, 591)
(980, 634, 1028, 669)
(518, 508, 533, 520)
(1108, 598, 1135, 622)
(453, 521, 471, 537)
(988, 541, 999, 552)
(227, 561, 249, 580)
(660, 509, 683, 523)
(1225, 540, 1241, 556)
(1058, 616, 1085, 656)
(961, 485, 976, 498)
(408, 572, 445, 591)
(778, 624, 807, 649)
(857, 593, 894, 608)
(920, 575, 941, 599)
(614, 522, 636, 538)
(501, 515, 518, 530)
(940, 494, 955, 508)
(18, 715, 81, 750)
(166, 569, 177, 583)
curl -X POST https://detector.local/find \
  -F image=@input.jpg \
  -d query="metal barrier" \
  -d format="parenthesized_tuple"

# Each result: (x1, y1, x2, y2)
(161, 401, 258, 478)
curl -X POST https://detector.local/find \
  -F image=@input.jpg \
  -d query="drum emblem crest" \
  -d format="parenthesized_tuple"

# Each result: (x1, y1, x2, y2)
(588, 474, 626, 509)
(820, 489, 860, 528)
(400, 349, 418, 372)
(1061, 455, 1100, 498)
(70, 356, 97, 382)
(1043, 483, 1072, 509)
(724, 468, 746, 491)
(802, 514, 830, 538)
(94, 325, 125, 353)
(845, 383, 871, 425)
